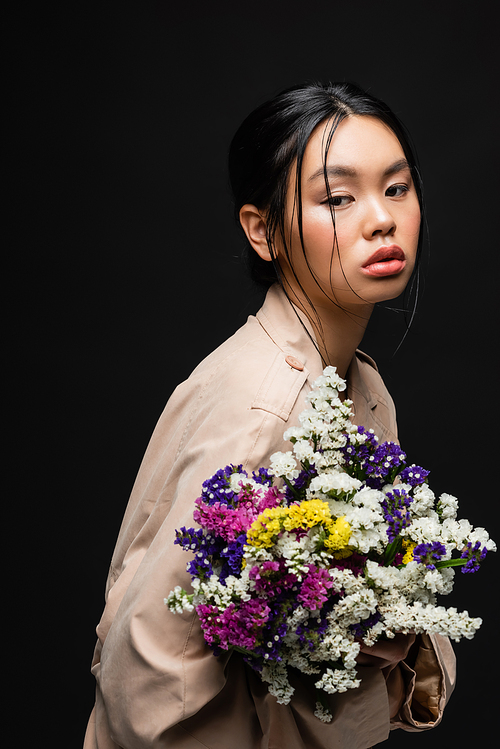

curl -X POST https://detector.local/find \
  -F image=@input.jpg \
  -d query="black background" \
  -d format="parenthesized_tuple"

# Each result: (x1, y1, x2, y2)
(9, 1, 499, 745)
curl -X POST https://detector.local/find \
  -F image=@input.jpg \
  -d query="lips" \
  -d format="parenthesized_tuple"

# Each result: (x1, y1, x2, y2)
(361, 244, 406, 278)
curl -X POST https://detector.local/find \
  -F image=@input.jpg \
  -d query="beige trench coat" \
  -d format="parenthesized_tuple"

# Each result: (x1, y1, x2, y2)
(85, 285, 456, 749)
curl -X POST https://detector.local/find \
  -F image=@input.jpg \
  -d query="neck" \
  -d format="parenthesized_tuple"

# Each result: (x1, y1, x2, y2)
(286, 288, 374, 379)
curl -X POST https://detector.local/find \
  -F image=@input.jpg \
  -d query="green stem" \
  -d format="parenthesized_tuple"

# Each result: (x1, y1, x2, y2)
(384, 536, 402, 566)
(283, 476, 301, 501)
(435, 558, 467, 569)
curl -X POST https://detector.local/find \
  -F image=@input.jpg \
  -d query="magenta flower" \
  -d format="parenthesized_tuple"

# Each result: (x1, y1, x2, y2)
(196, 599, 271, 651)
(297, 565, 334, 610)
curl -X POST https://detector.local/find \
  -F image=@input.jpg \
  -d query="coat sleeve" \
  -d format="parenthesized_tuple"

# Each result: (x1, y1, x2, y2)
(390, 633, 456, 732)
(87, 341, 312, 748)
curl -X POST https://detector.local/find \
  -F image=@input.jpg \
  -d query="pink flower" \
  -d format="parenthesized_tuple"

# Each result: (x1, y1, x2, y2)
(193, 499, 255, 542)
(297, 565, 334, 610)
(196, 599, 271, 651)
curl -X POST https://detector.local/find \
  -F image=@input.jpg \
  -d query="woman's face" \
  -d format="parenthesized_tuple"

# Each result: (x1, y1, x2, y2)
(278, 115, 421, 313)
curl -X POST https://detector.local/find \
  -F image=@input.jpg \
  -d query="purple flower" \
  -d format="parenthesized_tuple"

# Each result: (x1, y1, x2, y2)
(193, 497, 256, 542)
(196, 598, 271, 654)
(413, 541, 447, 570)
(350, 611, 382, 640)
(365, 442, 407, 489)
(340, 426, 378, 474)
(200, 464, 245, 506)
(175, 525, 246, 584)
(252, 467, 274, 486)
(460, 541, 488, 574)
(219, 533, 247, 581)
(381, 488, 413, 542)
(341, 429, 407, 489)
(283, 464, 317, 504)
(399, 464, 430, 488)
(297, 565, 334, 611)
(255, 485, 283, 513)
(249, 559, 297, 596)
(174, 526, 223, 580)
(295, 595, 338, 651)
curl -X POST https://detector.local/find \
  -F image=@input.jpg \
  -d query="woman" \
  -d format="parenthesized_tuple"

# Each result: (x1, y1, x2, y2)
(85, 82, 455, 749)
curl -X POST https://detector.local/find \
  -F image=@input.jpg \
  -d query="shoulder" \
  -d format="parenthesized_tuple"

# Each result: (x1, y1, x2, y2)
(130, 311, 316, 517)
(171, 312, 311, 425)
(350, 349, 398, 443)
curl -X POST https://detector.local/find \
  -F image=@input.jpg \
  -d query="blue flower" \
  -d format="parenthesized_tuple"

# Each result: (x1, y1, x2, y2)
(201, 464, 245, 506)
(219, 533, 247, 582)
(460, 541, 488, 574)
(283, 464, 317, 504)
(364, 442, 407, 489)
(381, 488, 413, 542)
(252, 467, 274, 486)
(399, 464, 430, 488)
(175, 525, 225, 581)
(413, 541, 447, 570)
(350, 611, 382, 639)
(341, 429, 407, 489)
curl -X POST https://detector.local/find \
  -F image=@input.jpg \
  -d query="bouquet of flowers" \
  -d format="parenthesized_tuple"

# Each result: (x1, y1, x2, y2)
(165, 366, 495, 721)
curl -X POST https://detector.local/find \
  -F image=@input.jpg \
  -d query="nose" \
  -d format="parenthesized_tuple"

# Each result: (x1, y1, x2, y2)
(362, 197, 396, 239)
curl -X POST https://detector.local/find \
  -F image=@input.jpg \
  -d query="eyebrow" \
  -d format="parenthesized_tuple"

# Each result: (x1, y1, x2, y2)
(307, 158, 411, 183)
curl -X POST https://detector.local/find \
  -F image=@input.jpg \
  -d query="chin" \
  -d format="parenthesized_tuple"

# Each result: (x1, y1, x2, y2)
(361, 273, 414, 304)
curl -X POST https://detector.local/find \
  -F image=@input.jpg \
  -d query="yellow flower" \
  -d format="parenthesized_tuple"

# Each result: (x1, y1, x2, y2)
(246, 498, 351, 553)
(246, 507, 289, 548)
(323, 516, 351, 551)
(402, 539, 417, 565)
(282, 499, 333, 531)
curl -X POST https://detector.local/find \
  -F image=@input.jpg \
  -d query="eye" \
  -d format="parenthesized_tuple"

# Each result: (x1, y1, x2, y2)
(323, 195, 353, 208)
(385, 184, 410, 198)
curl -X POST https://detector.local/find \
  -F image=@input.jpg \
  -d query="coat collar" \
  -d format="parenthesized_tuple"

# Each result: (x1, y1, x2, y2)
(256, 284, 379, 413)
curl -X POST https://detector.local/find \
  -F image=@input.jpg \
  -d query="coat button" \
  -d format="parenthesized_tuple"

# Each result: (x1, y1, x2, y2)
(285, 355, 304, 371)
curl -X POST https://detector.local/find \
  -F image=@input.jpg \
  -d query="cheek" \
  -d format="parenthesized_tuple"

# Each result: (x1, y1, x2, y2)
(403, 203, 422, 246)
(298, 214, 338, 264)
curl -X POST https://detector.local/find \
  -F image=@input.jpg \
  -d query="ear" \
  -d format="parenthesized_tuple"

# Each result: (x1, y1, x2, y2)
(239, 204, 272, 262)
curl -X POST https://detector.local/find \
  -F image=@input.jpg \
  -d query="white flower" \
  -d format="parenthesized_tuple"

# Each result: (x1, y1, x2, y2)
(468, 527, 497, 552)
(352, 487, 385, 509)
(308, 471, 361, 499)
(314, 366, 347, 393)
(411, 484, 437, 517)
(307, 386, 336, 414)
(349, 527, 387, 554)
(436, 492, 459, 520)
(365, 559, 400, 590)
(406, 516, 443, 545)
(243, 545, 274, 569)
(379, 601, 483, 641)
(440, 518, 474, 547)
(261, 662, 295, 704)
(315, 666, 360, 694)
(164, 586, 194, 614)
(269, 450, 299, 480)
(330, 589, 379, 628)
(298, 408, 328, 434)
(423, 567, 455, 595)
(283, 425, 308, 443)
(229, 473, 264, 496)
(292, 440, 317, 463)
(328, 567, 364, 595)
(314, 702, 333, 723)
